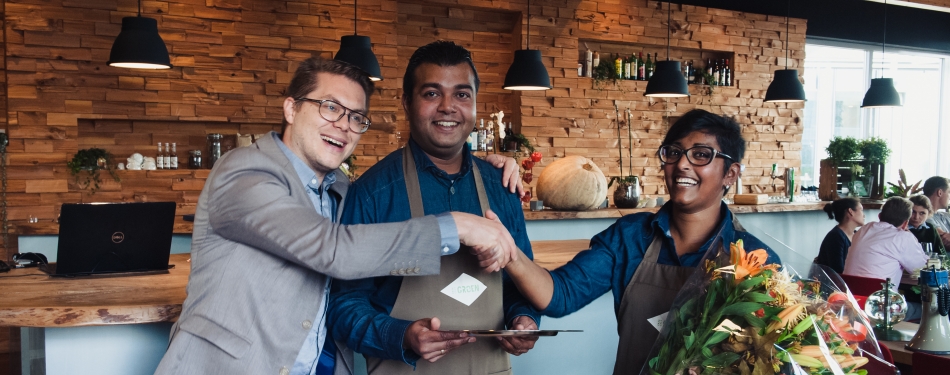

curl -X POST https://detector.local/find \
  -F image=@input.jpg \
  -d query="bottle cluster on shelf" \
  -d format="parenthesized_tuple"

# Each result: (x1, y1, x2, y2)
(155, 142, 179, 170)
(466, 120, 522, 153)
(580, 49, 733, 87)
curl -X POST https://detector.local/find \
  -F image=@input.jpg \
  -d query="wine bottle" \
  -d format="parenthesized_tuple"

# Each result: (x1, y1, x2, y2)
(163, 143, 171, 170)
(638, 52, 645, 80)
(645, 53, 653, 79)
(170, 143, 179, 170)
(156, 142, 165, 170)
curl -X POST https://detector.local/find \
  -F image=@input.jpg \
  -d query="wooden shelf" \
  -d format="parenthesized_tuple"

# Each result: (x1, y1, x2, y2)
(577, 39, 735, 86)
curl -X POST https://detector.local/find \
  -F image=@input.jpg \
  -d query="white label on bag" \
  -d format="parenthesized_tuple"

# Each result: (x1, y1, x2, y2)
(440, 273, 487, 306)
(648, 312, 668, 332)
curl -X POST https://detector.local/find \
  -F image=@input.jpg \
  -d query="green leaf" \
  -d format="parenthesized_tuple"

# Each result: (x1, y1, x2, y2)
(791, 314, 816, 335)
(721, 302, 764, 316)
(742, 292, 775, 303)
(744, 315, 766, 329)
(700, 352, 740, 368)
(736, 276, 766, 291)
(701, 346, 714, 359)
(705, 331, 730, 347)
(684, 331, 696, 349)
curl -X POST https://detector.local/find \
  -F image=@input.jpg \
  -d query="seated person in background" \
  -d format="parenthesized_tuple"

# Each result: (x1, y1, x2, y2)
(503, 109, 780, 374)
(908, 195, 946, 255)
(843, 197, 929, 291)
(814, 197, 864, 274)
(923, 176, 950, 248)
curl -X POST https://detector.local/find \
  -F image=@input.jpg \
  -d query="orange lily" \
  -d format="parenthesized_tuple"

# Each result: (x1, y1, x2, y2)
(730, 239, 778, 284)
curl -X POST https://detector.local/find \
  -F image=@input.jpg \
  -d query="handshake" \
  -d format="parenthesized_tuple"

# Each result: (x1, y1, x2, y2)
(451, 210, 524, 273)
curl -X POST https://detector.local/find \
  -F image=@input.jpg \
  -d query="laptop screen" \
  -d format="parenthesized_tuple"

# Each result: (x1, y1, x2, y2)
(55, 202, 176, 276)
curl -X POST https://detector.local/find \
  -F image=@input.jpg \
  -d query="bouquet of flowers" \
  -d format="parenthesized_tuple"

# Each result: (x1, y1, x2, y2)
(643, 239, 889, 375)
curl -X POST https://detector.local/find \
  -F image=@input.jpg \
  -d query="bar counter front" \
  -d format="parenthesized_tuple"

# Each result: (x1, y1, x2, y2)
(6, 202, 881, 375)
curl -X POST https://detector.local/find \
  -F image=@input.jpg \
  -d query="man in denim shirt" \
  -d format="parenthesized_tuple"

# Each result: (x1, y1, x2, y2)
(505, 110, 779, 374)
(328, 41, 539, 375)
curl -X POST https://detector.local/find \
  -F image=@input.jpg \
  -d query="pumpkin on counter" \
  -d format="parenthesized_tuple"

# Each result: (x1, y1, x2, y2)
(536, 155, 607, 211)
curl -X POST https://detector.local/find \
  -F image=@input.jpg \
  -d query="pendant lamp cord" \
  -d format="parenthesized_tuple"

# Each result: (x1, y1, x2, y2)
(354, 0, 358, 35)
(138, 0, 141, 17)
(526, 0, 531, 49)
(882, 0, 887, 77)
(666, 2, 671, 61)
(785, 0, 789, 69)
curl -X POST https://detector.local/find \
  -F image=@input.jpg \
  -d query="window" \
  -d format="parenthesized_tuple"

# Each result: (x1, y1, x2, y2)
(802, 41, 950, 190)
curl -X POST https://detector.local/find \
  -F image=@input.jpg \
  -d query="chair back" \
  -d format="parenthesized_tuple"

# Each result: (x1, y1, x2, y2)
(841, 274, 887, 296)
(913, 351, 950, 374)
(856, 341, 896, 375)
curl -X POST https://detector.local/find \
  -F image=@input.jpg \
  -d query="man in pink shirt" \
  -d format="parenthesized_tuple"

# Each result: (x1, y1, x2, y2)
(843, 197, 929, 291)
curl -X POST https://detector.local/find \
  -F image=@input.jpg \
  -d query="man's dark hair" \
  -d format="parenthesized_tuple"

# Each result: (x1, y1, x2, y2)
(282, 57, 374, 133)
(661, 109, 746, 175)
(922, 176, 949, 197)
(402, 40, 480, 102)
(910, 194, 934, 214)
(879, 196, 913, 227)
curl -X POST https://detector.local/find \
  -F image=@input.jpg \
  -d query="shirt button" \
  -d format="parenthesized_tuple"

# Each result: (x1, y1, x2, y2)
(280, 366, 290, 375)
(412, 267, 420, 274)
(302, 320, 312, 330)
(442, 246, 450, 254)
(311, 179, 317, 185)
(391, 270, 399, 275)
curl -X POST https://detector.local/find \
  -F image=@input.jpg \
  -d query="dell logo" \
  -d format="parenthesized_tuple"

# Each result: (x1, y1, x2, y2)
(112, 232, 125, 243)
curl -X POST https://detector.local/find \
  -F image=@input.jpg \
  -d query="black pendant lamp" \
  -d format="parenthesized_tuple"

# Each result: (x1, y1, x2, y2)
(334, 0, 382, 81)
(861, 0, 901, 108)
(503, 0, 551, 90)
(764, 0, 805, 103)
(107, 0, 172, 69)
(645, 2, 688, 98)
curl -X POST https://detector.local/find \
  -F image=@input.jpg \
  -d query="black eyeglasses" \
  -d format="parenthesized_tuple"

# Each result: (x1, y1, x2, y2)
(295, 98, 371, 134)
(658, 145, 733, 166)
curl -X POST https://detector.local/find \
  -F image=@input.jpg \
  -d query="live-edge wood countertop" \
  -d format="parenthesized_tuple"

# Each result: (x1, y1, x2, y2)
(0, 245, 595, 328)
(13, 201, 847, 235)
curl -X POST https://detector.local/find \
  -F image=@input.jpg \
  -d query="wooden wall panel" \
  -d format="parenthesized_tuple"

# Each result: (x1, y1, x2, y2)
(0, 0, 805, 251)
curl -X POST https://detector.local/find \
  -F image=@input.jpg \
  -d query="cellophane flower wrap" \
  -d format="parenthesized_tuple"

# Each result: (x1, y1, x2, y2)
(641, 238, 890, 375)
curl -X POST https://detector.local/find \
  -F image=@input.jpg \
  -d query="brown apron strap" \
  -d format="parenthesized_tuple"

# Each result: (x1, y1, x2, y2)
(369, 145, 509, 375)
(402, 145, 426, 218)
(613, 233, 695, 375)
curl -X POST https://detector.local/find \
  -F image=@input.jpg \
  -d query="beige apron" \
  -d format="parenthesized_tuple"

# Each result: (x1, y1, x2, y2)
(366, 146, 510, 375)
(613, 235, 698, 375)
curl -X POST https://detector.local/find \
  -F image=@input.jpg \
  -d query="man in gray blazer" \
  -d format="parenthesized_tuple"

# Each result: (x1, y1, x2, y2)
(154, 58, 519, 375)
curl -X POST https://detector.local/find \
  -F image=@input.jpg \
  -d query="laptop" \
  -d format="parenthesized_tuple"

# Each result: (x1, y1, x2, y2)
(41, 202, 177, 277)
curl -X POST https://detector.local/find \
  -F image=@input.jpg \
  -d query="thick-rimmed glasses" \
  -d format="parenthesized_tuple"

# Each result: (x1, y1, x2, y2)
(295, 98, 371, 134)
(658, 145, 733, 166)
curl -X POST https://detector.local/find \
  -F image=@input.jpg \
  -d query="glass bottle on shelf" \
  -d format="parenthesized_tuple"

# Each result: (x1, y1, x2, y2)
(469, 127, 478, 151)
(478, 119, 487, 152)
(624, 55, 632, 80)
(712, 60, 721, 86)
(207, 134, 222, 169)
(170, 143, 178, 170)
(163, 143, 171, 170)
(638, 52, 645, 80)
(645, 53, 653, 79)
(156, 142, 165, 170)
(724, 59, 732, 86)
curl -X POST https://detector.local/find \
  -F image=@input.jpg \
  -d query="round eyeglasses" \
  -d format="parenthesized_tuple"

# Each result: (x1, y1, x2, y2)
(295, 98, 371, 134)
(658, 145, 733, 166)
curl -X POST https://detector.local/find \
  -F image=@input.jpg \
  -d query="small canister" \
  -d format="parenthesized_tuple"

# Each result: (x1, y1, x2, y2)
(189, 150, 203, 169)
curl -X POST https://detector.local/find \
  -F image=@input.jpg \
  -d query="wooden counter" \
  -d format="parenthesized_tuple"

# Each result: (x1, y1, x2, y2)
(0, 240, 593, 328)
(0, 254, 190, 328)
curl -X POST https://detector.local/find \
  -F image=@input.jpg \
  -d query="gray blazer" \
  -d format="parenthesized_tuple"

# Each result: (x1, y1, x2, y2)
(155, 132, 443, 375)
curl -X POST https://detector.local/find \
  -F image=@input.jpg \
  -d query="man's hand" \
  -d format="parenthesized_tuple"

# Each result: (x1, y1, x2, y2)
(451, 211, 517, 272)
(497, 316, 538, 356)
(404, 317, 474, 363)
(484, 154, 525, 197)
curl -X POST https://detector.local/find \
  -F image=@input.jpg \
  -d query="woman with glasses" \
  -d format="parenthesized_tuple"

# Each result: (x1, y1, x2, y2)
(814, 198, 865, 274)
(505, 109, 779, 374)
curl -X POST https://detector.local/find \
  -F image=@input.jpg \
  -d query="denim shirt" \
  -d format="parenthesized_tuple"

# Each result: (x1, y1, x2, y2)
(328, 139, 539, 366)
(544, 202, 779, 318)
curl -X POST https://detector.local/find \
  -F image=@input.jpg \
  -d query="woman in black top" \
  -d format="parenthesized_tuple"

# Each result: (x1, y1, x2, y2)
(814, 198, 865, 274)
(908, 195, 946, 255)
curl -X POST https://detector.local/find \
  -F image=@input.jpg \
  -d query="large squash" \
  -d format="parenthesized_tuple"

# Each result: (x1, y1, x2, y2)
(536, 155, 607, 211)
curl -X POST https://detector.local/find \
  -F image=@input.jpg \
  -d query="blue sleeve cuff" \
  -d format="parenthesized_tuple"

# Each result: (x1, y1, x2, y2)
(435, 212, 460, 256)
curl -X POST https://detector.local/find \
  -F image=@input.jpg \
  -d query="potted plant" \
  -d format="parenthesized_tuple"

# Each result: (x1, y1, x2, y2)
(609, 107, 640, 208)
(859, 137, 891, 200)
(67, 148, 120, 193)
(819, 137, 861, 201)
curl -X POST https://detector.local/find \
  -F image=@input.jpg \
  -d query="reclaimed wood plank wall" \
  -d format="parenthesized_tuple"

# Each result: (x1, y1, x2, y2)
(0, 0, 804, 251)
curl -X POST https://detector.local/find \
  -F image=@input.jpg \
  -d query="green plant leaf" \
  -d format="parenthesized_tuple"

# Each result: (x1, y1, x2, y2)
(742, 292, 775, 303)
(721, 302, 764, 316)
(704, 330, 729, 347)
(700, 352, 740, 368)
